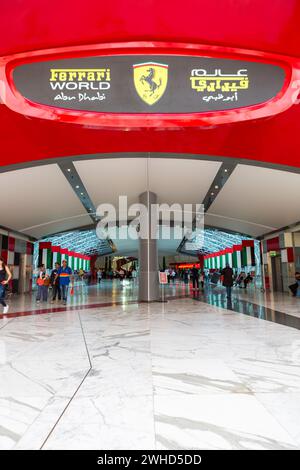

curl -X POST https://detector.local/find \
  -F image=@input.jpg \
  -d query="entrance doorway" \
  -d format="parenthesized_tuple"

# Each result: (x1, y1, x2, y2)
(19, 253, 32, 294)
(271, 255, 283, 292)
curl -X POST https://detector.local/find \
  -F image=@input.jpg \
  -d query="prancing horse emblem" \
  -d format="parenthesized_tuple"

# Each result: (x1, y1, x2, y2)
(133, 62, 168, 105)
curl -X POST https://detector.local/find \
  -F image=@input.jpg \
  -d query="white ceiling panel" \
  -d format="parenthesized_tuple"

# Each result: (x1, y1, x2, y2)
(74, 157, 221, 209)
(74, 158, 148, 208)
(204, 213, 273, 237)
(148, 158, 222, 204)
(0, 164, 92, 237)
(207, 164, 300, 236)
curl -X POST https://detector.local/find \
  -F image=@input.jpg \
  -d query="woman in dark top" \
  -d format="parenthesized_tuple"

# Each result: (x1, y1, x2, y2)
(221, 264, 234, 299)
(0, 256, 12, 314)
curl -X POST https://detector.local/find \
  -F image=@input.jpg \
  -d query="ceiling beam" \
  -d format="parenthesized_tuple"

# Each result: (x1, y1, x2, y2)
(177, 162, 237, 254)
(58, 161, 114, 254)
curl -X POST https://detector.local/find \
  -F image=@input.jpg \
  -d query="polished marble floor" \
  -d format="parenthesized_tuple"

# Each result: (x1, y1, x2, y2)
(1, 281, 300, 450)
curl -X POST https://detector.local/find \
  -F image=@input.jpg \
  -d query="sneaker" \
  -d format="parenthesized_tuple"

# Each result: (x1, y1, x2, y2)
(50, 300, 54, 304)
(36, 300, 40, 303)
(3, 305, 9, 314)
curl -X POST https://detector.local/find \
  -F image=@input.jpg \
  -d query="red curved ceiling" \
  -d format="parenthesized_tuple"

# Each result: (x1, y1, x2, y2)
(1, 0, 300, 168)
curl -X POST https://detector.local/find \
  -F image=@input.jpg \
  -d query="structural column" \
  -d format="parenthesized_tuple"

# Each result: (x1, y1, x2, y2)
(138, 191, 159, 302)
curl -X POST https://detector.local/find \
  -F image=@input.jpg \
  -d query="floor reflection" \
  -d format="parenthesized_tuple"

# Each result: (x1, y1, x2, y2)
(191, 285, 300, 331)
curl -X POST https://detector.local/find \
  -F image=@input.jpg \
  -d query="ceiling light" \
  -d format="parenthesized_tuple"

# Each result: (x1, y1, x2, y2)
(76, 185, 80, 189)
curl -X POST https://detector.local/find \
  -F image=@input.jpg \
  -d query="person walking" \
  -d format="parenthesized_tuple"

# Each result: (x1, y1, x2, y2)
(97, 268, 102, 284)
(36, 264, 47, 303)
(200, 270, 205, 289)
(50, 262, 61, 303)
(191, 265, 199, 290)
(221, 264, 234, 299)
(0, 256, 12, 314)
(58, 259, 73, 305)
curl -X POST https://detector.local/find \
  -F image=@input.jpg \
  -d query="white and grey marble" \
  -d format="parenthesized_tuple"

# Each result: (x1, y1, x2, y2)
(43, 307, 155, 450)
(255, 392, 300, 447)
(1, 287, 300, 450)
(0, 312, 90, 449)
(154, 394, 297, 450)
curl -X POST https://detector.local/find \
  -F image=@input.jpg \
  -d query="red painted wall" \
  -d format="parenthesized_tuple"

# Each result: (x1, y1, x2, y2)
(1, 1, 300, 168)
(266, 237, 280, 252)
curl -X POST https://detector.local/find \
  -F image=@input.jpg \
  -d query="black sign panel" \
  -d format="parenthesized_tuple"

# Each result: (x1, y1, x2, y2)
(13, 55, 285, 113)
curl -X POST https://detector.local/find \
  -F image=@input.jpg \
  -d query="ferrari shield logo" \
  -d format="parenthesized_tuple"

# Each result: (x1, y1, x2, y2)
(133, 62, 168, 105)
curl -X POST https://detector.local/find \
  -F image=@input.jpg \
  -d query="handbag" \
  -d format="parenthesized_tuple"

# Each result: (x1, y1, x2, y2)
(37, 277, 44, 286)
